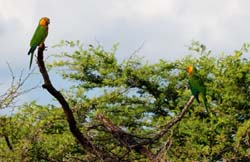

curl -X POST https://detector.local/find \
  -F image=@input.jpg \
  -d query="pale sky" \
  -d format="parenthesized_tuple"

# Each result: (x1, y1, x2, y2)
(0, 0, 250, 106)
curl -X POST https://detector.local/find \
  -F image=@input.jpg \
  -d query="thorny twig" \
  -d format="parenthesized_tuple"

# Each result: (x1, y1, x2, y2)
(0, 62, 38, 110)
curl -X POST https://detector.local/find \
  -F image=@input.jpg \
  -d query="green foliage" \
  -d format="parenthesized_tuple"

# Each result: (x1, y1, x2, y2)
(0, 102, 83, 161)
(0, 40, 249, 161)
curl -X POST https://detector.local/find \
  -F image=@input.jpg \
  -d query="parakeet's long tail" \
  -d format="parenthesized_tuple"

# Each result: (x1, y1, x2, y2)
(202, 94, 209, 113)
(204, 101, 209, 113)
(28, 45, 37, 69)
(29, 52, 34, 69)
(28, 45, 36, 55)
(194, 94, 200, 103)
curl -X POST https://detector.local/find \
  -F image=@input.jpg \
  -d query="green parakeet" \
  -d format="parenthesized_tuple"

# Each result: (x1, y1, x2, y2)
(28, 17, 50, 69)
(187, 65, 208, 112)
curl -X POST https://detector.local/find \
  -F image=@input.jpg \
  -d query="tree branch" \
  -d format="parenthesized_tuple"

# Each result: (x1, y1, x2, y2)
(152, 131, 173, 162)
(153, 95, 195, 141)
(96, 114, 155, 161)
(36, 44, 116, 161)
(0, 63, 37, 110)
(97, 96, 195, 161)
(135, 95, 194, 148)
(4, 135, 13, 151)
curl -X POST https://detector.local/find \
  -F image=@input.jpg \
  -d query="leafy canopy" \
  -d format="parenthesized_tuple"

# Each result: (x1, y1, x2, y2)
(0, 40, 249, 161)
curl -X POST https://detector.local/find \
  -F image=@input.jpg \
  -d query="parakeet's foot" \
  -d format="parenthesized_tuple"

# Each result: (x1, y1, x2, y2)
(39, 43, 45, 49)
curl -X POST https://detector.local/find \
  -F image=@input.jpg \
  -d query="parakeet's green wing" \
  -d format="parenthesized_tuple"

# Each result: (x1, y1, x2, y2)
(189, 73, 209, 112)
(189, 75, 201, 103)
(30, 25, 48, 48)
(28, 25, 48, 69)
(194, 75, 208, 112)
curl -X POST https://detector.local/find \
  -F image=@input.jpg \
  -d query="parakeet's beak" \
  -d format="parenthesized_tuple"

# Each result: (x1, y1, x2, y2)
(46, 18, 50, 25)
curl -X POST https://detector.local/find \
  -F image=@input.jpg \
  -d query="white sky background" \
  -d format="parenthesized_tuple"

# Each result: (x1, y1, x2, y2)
(0, 0, 250, 107)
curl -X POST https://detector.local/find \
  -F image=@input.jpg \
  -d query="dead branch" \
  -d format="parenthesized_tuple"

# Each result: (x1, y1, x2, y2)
(152, 131, 173, 162)
(96, 114, 155, 161)
(97, 96, 195, 161)
(153, 96, 195, 141)
(0, 63, 37, 110)
(36, 44, 117, 161)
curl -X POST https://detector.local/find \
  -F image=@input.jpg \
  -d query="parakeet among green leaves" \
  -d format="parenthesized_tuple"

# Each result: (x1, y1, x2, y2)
(28, 17, 50, 69)
(187, 65, 209, 112)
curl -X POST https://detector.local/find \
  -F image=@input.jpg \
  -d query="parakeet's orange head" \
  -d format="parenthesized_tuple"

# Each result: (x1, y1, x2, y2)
(39, 17, 50, 26)
(187, 65, 193, 75)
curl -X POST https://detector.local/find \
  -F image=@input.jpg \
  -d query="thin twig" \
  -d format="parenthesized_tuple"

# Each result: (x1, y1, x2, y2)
(0, 63, 37, 110)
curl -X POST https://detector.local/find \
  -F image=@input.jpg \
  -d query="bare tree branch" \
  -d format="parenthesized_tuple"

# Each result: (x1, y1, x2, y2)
(36, 44, 117, 161)
(96, 96, 195, 161)
(153, 96, 195, 141)
(152, 131, 173, 162)
(96, 114, 155, 161)
(133, 95, 194, 148)
(0, 63, 38, 110)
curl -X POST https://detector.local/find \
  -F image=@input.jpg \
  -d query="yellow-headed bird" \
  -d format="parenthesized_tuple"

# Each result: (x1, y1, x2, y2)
(28, 17, 50, 69)
(187, 65, 209, 112)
